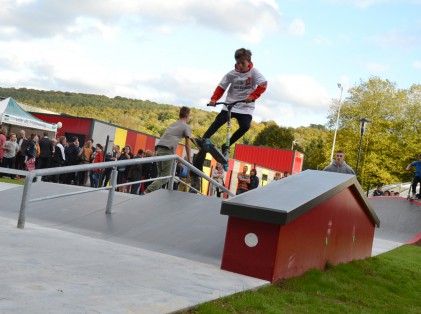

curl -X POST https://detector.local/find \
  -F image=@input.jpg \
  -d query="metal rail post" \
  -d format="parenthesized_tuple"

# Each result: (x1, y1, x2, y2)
(17, 175, 34, 229)
(105, 168, 118, 214)
(168, 158, 177, 191)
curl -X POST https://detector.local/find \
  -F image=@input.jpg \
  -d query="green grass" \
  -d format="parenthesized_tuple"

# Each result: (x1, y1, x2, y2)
(0, 177, 25, 185)
(186, 245, 421, 314)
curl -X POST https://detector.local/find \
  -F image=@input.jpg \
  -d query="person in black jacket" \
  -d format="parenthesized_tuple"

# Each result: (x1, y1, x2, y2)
(24, 133, 38, 172)
(16, 129, 29, 173)
(128, 149, 144, 194)
(64, 137, 80, 184)
(51, 136, 67, 183)
(248, 168, 259, 190)
(38, 132, 53, 169)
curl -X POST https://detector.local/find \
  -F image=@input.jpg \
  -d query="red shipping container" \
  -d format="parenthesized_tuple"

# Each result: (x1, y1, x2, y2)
(126, 130, 138, 152)
(234, 144, 303, 174)
(33, 113, 92, 139)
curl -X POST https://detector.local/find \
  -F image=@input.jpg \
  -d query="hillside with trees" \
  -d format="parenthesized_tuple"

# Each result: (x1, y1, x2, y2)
(1, 77, 419, 189)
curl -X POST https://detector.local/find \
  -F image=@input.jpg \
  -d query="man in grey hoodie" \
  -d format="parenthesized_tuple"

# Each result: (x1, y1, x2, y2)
(323, 150, 355, 175)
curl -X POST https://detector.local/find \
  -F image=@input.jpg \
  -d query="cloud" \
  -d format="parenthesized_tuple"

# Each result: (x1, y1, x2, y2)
(288, 19, 305, 36)
(325, 0, 391, 8)
(313, 35, 332, 46)
(0, 39, 332, 127)
(370, 30, 421, 50)
(413, 60, 421, 69)
(0, 0, 282, 42)
(267, 74, 331, 109)
(366, 62, 389, 73)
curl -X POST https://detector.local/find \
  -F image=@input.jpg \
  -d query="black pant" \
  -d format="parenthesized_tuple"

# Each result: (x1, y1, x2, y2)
(2, 157, 16, 178)
(38, 157, 51, 169)
(203, 111, 252, 146)
(15, 153, 26, 171)
(412, 176, 421, 195)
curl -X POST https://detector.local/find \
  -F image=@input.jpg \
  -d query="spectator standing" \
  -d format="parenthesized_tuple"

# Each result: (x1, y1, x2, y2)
(38, 132, 53, 170)
(236, 165, 250, 195)
(128, 149, 144, 194)
(51, 136, 67, 183)
(16, 130, 29, 173)
(145, 107, 192, 194)
(406, 154, 421, 200)
(372, 185, 384, 196)
(78, 140, 93, 186)
(211, 162, 225, 197)
(102, 144, 120, 187)
(2, 133, 19, 178)
(248, 168, 259, 190)
(323, 150, 355, 174)
(91, 144, 104, 188)
(64, 137, 81, 184)
(0, 127, 6, 169)
(25, 134, 38, 171)
(117, 145, 133, 192)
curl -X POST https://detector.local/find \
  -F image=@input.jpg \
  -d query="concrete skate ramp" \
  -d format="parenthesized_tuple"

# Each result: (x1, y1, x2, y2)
(369, 197, 421, 243)
(0, 182, 227, 265)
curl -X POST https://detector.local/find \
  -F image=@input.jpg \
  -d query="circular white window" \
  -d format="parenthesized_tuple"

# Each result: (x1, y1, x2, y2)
(244, 233, 258, 247)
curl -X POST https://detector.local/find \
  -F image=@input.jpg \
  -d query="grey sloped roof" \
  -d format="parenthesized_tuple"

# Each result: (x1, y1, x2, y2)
(221, 169, 380, 227)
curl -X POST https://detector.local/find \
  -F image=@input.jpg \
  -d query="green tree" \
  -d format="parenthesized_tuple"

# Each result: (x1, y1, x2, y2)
(327, 77, 421, 188)
(253, 123, 295, 149)
(303, 138, 328, 170)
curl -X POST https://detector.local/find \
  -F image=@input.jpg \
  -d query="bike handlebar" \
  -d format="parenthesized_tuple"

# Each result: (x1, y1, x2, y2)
(207, 99, 248, 108)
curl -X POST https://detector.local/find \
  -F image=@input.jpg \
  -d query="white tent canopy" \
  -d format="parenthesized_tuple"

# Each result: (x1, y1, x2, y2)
(0, 97, 58, 132)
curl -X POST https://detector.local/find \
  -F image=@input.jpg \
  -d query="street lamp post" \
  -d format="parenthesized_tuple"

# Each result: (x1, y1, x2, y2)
(330, 83, 344, 161)
(291, 140, 298, 150)
(356, 117, 370, 176)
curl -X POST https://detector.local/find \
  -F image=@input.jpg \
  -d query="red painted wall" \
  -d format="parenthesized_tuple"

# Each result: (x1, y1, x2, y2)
(33, 113, 92, 138)
(221, 187, 375, 282)
(234, 144, 302, 173)
(292, 151, 304, 174)
(135, 134, 148, 152)
(126, 130, 138, 152)
(145, 136, 156, 151)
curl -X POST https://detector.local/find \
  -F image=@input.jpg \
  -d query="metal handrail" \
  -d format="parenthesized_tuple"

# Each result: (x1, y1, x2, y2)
(0, 154, 233, 229)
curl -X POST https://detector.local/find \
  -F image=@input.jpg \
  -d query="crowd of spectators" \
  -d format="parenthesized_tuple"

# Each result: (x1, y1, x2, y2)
(0, 127, 158, 195)
(1, 126, 293, 197)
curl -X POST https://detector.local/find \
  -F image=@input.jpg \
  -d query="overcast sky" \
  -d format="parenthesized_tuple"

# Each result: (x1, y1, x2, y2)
(0, 0, 420, 127)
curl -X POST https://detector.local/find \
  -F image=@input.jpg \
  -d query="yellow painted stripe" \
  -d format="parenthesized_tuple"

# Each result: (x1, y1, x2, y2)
(114, 128, 128, 148)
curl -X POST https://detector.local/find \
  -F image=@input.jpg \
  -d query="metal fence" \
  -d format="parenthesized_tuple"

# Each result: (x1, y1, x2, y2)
(0, 154, 233, 229)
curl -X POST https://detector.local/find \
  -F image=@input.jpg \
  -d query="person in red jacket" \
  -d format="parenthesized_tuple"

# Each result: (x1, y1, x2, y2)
(91, 144, 104, 188)
(203, 48, 267, 154)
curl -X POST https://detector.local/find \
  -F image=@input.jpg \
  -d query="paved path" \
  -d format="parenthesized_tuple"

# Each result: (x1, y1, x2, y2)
(0, 216, 266, 313)
(0, 183, 267, 313)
